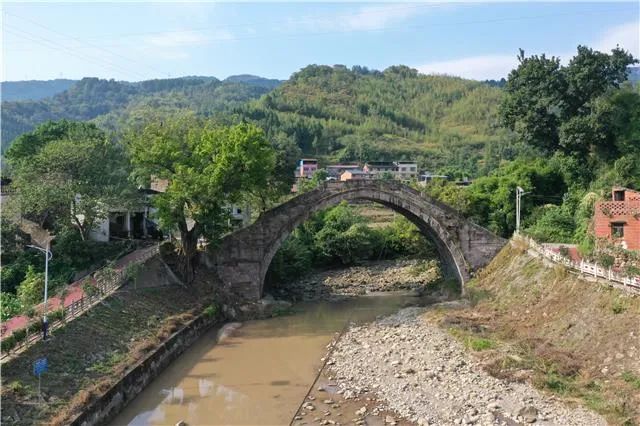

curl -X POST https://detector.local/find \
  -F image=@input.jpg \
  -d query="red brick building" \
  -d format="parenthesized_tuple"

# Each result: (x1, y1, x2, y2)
(594, 187, 640, 250)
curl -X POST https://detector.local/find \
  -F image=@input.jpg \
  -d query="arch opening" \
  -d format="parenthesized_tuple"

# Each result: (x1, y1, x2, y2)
(259, 190, 469, 298)
(212, 181, 505, 303)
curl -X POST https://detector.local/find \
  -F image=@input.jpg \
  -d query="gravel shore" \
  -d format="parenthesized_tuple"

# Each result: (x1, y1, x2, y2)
(272, 259, 441, 301)
(328, 307, 606, 426)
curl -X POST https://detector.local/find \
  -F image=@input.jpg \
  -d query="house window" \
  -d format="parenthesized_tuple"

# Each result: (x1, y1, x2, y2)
(613, 190, 625, 201)
(611, 222, 625, 238)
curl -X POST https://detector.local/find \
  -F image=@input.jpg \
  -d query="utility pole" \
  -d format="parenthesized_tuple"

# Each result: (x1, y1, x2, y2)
(515, 186, 529, 234)
(27, 241, 53, 340)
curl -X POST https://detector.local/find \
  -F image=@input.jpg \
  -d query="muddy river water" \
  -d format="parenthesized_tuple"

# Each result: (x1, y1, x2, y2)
(110, 294, 418, 426)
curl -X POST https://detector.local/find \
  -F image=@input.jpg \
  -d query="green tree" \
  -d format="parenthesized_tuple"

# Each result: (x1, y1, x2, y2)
(16, 265, 44, 308)
(500, 46, 636, 158)
(127, 114, 277, 281)
(6, 120, 137, 239)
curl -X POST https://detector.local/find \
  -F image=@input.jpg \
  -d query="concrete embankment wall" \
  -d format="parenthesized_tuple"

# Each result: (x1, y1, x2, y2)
(69, 312, 220, 426)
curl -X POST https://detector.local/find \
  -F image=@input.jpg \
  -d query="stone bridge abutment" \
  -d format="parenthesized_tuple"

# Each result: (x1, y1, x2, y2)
(205, 180, 506, 302)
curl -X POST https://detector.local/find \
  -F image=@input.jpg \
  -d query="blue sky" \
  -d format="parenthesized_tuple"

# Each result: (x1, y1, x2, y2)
(2, 1, 639, 82)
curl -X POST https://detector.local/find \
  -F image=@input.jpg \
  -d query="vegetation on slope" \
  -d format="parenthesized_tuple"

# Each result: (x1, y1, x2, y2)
(431, 241, 640, 425)
(422, 46, 640, 244)
(1, 76, 280, 151)
(0, 279, 214, 426)
(241, 64, 521, 177)
(1, 79, 77, 102)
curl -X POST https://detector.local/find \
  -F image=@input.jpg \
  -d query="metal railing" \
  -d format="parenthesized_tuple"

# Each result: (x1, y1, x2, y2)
(0, 246, 159, 361)
(518, 235, 640, 292)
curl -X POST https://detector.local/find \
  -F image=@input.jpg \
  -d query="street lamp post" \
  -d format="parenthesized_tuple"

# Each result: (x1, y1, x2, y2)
(26, 242, 53, 340)
(515, 186, 530, 234)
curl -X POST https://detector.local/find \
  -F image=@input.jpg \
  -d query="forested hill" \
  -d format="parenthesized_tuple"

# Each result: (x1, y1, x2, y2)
(1, 66, 514, 176)
(1, 75, 283, 152)
(240, 65, 515, 177)
(1, 79, 78, 101)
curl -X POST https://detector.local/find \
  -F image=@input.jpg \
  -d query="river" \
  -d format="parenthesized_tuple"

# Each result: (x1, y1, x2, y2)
(110, 293, 419, 426)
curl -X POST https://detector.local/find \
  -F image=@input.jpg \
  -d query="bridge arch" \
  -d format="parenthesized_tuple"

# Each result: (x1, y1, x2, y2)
(208, 180, 505, 302)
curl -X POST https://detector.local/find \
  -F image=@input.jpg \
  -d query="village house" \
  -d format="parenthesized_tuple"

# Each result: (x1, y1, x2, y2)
(296, 158, 319, 179)
(326, 164, 360, 179)
(363, 161, 396, 176)
(594, 187, 640, 250)
(363, 161, 419, 182)
(84, 178, 250, 242)
(394, 161, 419, 181)
(340, 169, 372, 181)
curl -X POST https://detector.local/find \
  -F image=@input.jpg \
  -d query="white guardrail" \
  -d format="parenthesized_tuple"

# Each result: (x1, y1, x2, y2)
(519, 235, 640, 292)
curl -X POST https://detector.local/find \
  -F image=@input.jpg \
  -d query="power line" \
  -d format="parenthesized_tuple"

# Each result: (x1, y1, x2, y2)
(65, 3, 452, 40)
(4, 11, 167, 79)
(6, 6, 634, 50)
(4, 26, 149, 80)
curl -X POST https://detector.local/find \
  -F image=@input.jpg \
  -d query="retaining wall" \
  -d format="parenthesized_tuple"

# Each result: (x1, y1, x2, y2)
(69, 312, 221, 426)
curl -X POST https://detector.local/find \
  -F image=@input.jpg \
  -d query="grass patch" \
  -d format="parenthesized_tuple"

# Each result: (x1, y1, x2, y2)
(448, 328, 497, 351)
(611, 298, 628, 315)
(465, 287, 492, 306)
(87, 350, 127, 374)
(621, 371, 640, 390)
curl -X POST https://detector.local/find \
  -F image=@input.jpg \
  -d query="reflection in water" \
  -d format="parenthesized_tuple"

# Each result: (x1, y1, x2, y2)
(111, 294, 417, 426)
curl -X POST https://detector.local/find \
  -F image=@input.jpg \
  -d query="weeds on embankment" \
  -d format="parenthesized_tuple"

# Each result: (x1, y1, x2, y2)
(429, 243, 640, 426)
(1, 281, 215, 426)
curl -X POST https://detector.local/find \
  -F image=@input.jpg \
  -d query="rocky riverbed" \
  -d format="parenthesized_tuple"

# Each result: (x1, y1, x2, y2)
(323, 307, 605, 426)
(271, 259, 442, 301)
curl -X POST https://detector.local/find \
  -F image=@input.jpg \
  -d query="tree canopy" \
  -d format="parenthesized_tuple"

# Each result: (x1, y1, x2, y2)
(127, 114, 277, 280)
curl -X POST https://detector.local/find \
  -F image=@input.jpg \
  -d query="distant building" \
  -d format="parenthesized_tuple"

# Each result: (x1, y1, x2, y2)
(326, 164, 360, 179)
(296, 159, 319, 179)
(394, 161, 418, 181)
(340, 169, 372, 181)
(417, 173, 449, 186)
(594, 187, 640, 250)
(363, 161, 396, 176)
(454, 177, 473, 187)
(363, 161, 418, 181)
(84, 177, 250, 242)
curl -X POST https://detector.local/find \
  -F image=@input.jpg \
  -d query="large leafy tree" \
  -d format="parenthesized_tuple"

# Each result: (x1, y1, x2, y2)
(6, 120, 136, 239)
(500, 46, 637, 159)
(127, 114, 277, 281)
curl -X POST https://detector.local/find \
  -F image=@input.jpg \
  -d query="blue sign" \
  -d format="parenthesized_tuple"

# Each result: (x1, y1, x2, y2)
(33, 357, 48, 377)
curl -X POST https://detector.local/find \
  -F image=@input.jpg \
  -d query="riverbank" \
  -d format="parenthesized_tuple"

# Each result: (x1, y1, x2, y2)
(270, 259, 445, 302)
(0, 278, 216, 426)
(306, 242, 640, 426)
(324, 307, 604, 426)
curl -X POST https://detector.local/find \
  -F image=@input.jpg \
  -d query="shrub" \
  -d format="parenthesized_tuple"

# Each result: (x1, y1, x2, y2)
(203, 304, 218, 318)
(625, 265, 640, 277)
(49, 308, 65, 322)
(28, 320, 42, 334)
(6, 381, 28, 396)
(0, 292, 22, 321)
(597, 253, 615, 269)
(12, 327, 27, 343)
(466, 337, 496, 351)
(1, 334, 17, 352)
(82, 280, 99, 297)
(621, 371, 640, 390)
(16, 265, 45, 308)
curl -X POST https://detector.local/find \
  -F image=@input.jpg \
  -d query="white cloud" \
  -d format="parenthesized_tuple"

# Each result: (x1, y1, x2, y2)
(415, 20, 639, 81)
(285, 4, 433, 33)
(593, 21, 639, 56)
(416, 54, 518, 80)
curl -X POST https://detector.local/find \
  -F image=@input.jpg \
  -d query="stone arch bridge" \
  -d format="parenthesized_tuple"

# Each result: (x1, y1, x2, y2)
(206, 180, 506, 302)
